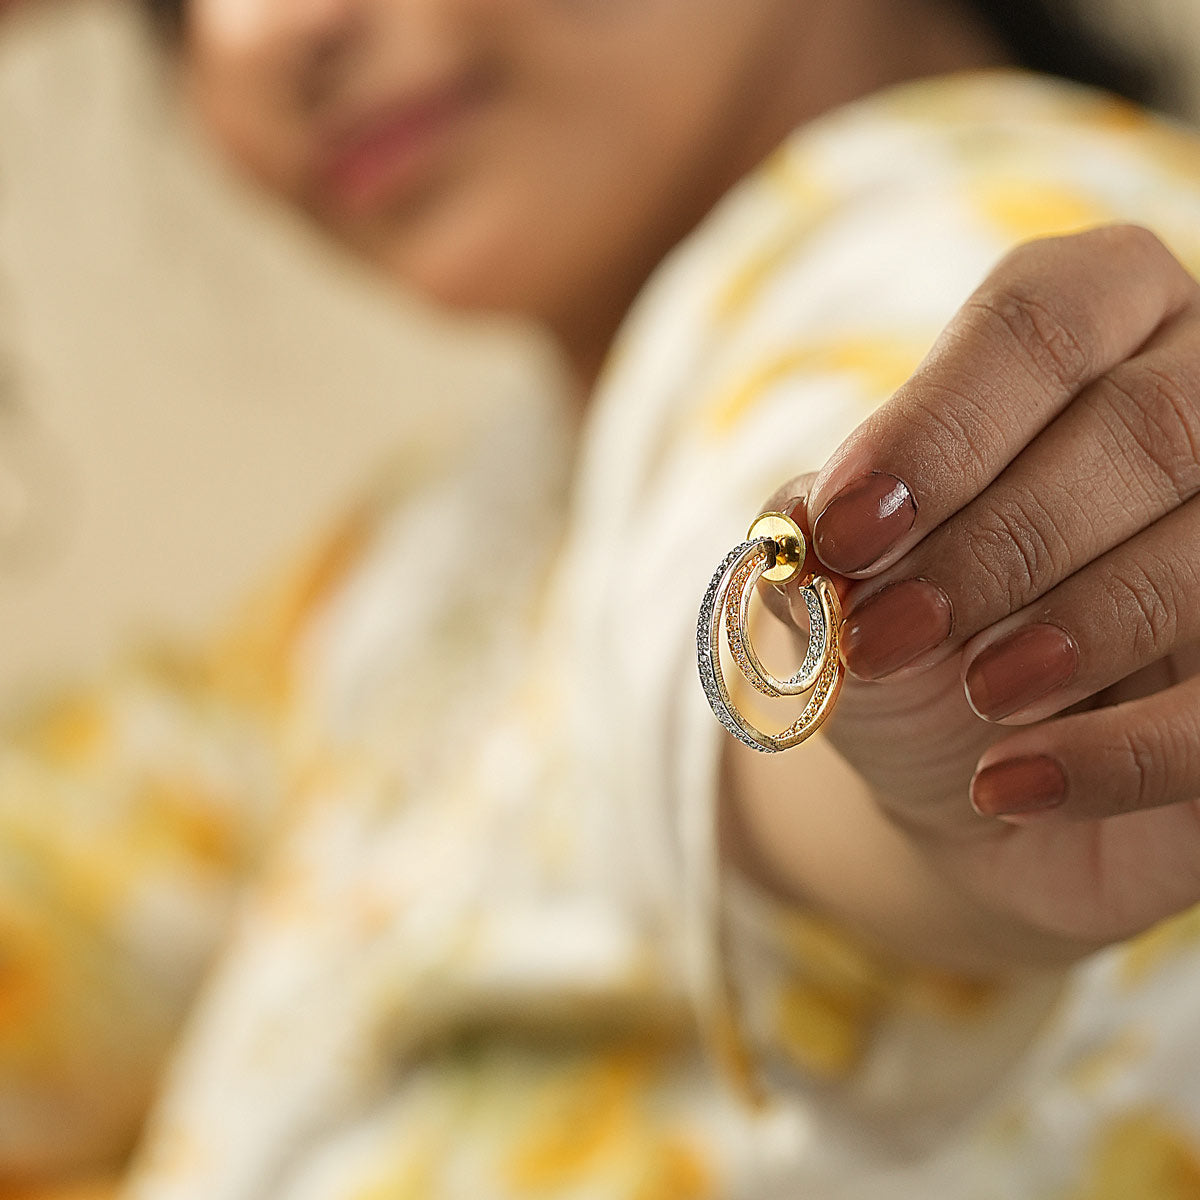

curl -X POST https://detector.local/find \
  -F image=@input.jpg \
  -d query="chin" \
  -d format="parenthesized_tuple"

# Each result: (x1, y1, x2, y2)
(374, 234, 565, 327)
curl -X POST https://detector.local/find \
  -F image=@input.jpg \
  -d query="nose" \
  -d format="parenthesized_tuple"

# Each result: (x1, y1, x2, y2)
(190, 0, 360, 55)
(188, 0, 365, 116)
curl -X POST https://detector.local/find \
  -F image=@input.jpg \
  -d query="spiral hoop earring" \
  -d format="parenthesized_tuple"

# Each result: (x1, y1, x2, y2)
(697, 512, 844, 754)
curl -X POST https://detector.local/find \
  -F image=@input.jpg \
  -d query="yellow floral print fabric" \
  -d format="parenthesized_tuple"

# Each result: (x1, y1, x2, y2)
(4, 71, 1200, 1199)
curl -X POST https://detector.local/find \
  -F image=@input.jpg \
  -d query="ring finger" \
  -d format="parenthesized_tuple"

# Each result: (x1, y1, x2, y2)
(959, 493, 1200, 724)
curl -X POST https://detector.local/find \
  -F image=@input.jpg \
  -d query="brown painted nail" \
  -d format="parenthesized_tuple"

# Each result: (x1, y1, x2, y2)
(965, 624, 1079, 722)
(841, 580, 954, 680)
(971, 756, 1067, 819)
(813, 473, 916, 575)
(782, 496, 809, 525)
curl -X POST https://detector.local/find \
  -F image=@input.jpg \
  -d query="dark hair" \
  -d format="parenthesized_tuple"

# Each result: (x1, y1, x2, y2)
(145, 0, 184, 32)
(143, 0, 1154, 106)
(963, 0, 1155, 105)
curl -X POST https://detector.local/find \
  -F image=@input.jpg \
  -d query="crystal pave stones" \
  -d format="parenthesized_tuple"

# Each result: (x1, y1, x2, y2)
(697, 513, 844, 754)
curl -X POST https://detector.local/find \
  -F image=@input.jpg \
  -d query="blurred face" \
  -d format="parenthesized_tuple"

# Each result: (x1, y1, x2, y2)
(181, 0, 817, 357)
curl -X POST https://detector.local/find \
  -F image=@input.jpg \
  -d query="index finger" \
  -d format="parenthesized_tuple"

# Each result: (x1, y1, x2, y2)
(806, 224, 1199, 577)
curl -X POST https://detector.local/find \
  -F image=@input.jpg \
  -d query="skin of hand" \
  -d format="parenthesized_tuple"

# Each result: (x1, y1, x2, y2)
(727, 224, 1200, 975)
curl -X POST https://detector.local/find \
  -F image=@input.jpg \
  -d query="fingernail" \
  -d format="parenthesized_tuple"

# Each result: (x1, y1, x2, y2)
(971, 755, 1067, 819)
(782, 496, 808, 525)
(841, 579, 953, 680)
(813, 473, 916, 574)
(965, 624, 1079, 721)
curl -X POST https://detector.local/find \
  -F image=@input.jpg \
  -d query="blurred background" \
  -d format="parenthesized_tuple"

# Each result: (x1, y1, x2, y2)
(0, 0, 566, 717)
(0, 0, 1197, 715)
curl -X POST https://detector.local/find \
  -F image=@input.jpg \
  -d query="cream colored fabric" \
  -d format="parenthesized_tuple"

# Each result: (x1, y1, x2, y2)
(6, 70, 1200, 1199)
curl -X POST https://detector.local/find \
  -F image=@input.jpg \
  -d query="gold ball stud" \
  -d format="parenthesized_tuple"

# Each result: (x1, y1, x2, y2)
(746, 511, 807, 585)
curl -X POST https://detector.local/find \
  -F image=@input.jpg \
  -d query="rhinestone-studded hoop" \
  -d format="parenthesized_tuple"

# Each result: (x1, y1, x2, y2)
(697, 513, 844, 754)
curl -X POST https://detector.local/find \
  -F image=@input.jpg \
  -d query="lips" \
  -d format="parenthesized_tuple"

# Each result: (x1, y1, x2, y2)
(314, 76, 485, 218)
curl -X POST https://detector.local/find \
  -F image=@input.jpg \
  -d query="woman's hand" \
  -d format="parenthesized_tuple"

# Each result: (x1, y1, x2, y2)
(750, 224, 1200, 966)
